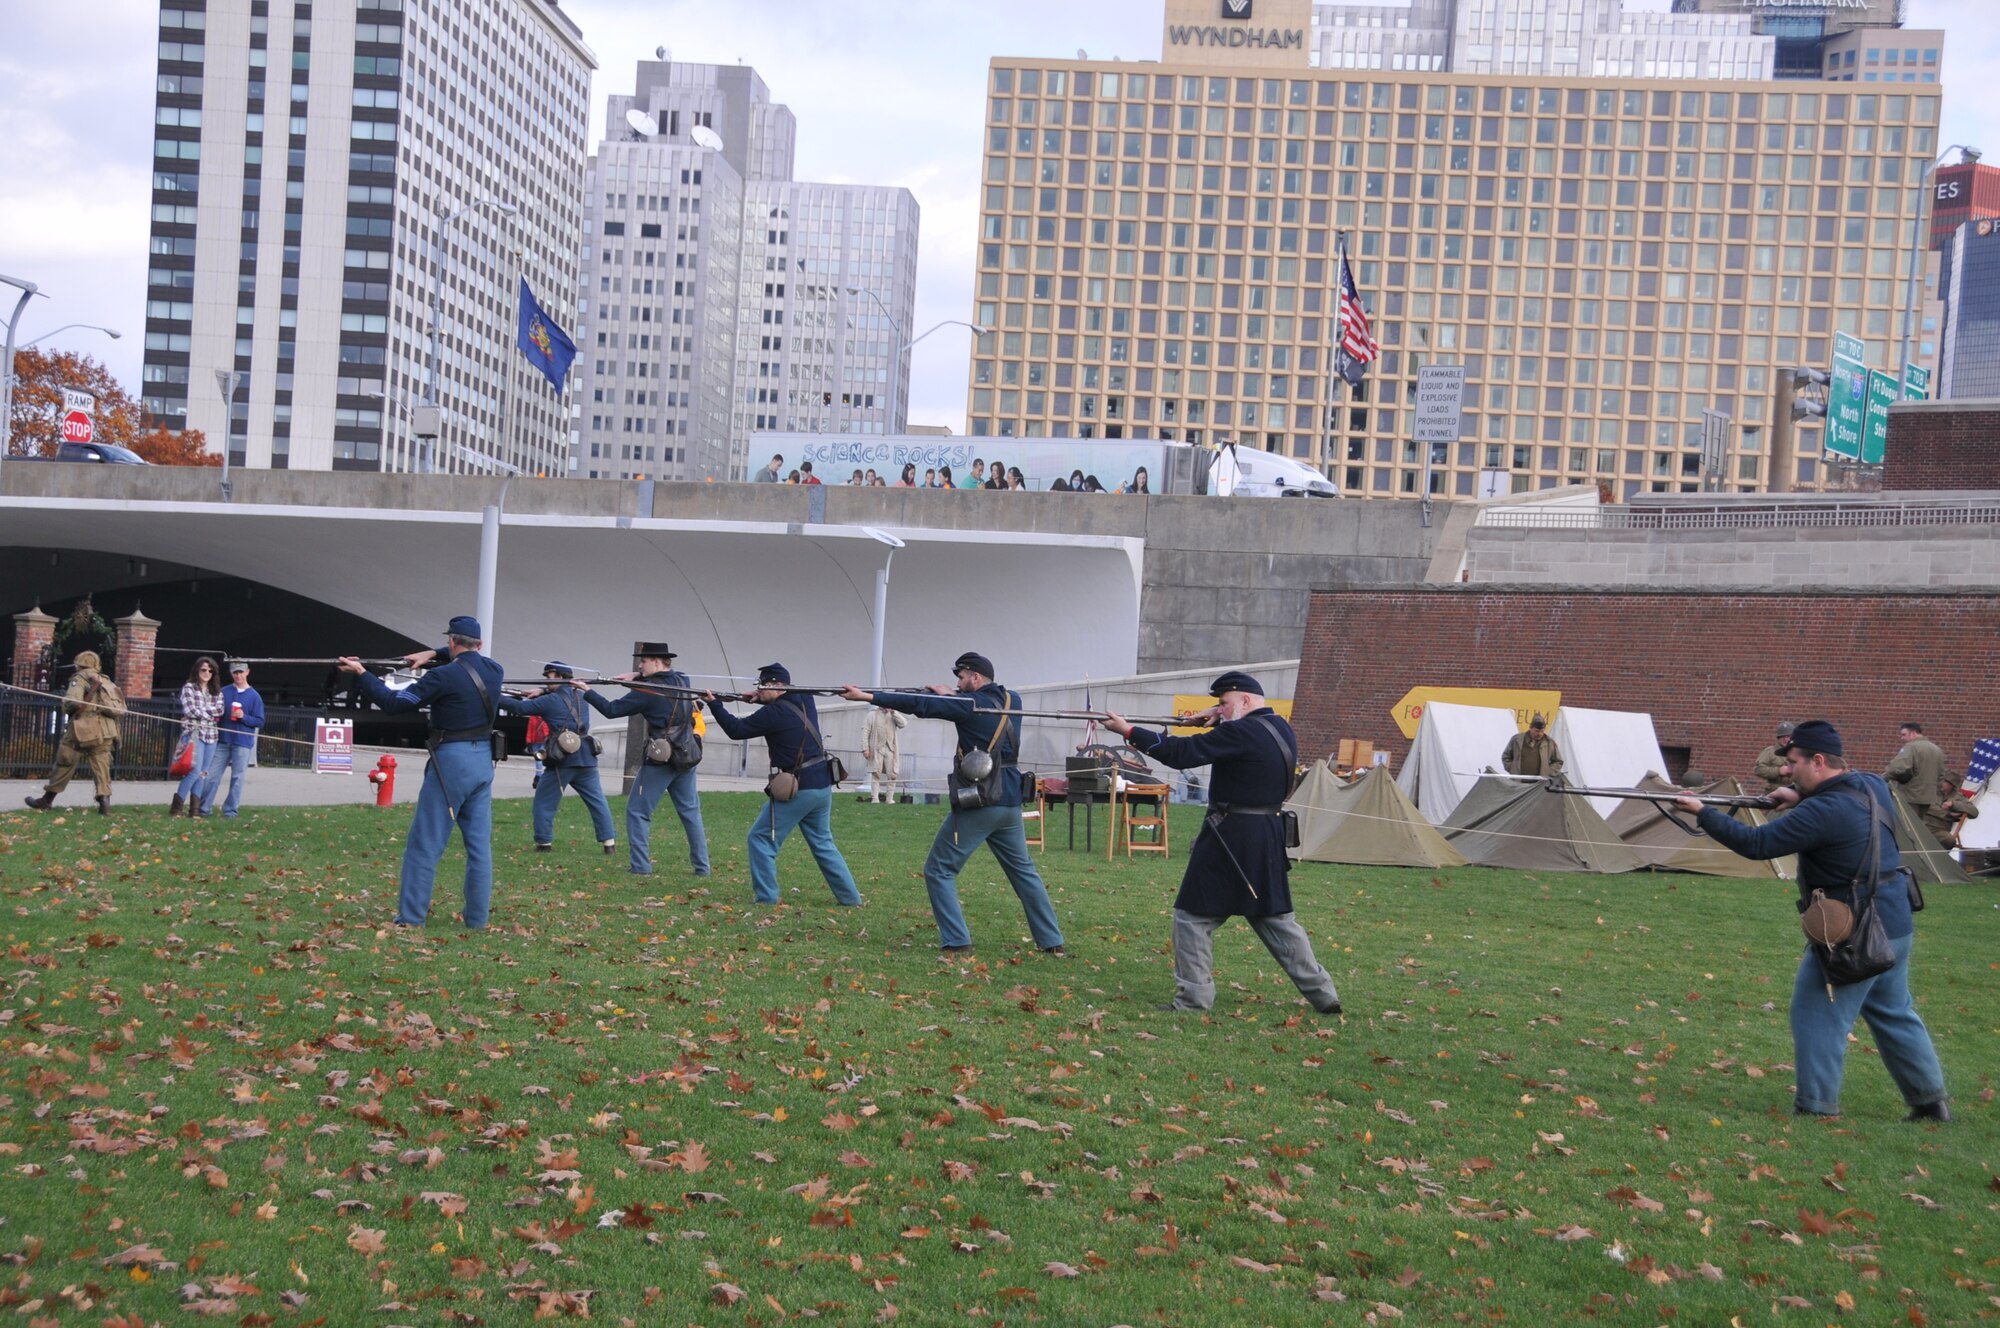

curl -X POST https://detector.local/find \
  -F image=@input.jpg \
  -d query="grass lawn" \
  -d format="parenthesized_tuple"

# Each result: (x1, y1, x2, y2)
(0, 792, 1994, 1327)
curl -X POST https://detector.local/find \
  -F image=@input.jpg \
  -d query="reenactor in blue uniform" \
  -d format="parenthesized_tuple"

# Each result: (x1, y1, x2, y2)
(705, 664, 862, 908)
(843, 652, 1066, 959)
(582, 642, 710, 878)
(1105, 671, 1341, 1015)
(500, 661, 616, 855)
(338, 615, 506, 930)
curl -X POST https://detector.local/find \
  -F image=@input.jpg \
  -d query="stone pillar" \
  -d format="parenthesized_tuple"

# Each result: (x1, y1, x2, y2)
(114, 606, 161, 701)
(12, 606, 56, 690)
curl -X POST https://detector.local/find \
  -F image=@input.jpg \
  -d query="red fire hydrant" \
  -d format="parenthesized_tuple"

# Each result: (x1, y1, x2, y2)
(368, 754, 397, 807)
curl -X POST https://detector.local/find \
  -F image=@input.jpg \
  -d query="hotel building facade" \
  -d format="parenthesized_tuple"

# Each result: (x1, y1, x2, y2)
(966, 0, 1948, 497)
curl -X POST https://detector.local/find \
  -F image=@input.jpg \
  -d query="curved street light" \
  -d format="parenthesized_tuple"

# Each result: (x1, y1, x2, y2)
(22, 323, 121, 349)
(0, 274, 47, 470)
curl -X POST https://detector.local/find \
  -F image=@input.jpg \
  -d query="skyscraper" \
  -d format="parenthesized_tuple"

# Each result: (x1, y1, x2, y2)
(573, 59, 920, 482)
(142, 0, 594, 474)
(967, 0, 1949, 498)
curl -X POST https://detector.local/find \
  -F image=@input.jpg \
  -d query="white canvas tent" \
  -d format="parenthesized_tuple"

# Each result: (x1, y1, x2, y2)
(1549, 706, 1670, 819)
(1959, 785, 1999, 852)
(1396, 700, 1521, 823)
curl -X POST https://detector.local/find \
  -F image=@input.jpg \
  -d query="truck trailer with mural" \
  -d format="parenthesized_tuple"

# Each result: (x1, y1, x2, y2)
(758, 433, 1338, 498)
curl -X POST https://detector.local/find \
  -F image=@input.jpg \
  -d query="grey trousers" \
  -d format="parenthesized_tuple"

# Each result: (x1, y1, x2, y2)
(1171, 908, 1341, 1012)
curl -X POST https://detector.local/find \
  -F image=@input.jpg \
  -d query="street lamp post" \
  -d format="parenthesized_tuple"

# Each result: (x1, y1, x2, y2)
(844, 286, 905, 433)
(0, 274, 46, 475)
(1898, 144, 1981, 386)
(422, 198, 519, 473)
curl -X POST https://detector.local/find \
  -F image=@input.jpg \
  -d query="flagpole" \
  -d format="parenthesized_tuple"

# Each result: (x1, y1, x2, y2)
(1327, 231, 1347, 491)
(505, 245, 524, 474)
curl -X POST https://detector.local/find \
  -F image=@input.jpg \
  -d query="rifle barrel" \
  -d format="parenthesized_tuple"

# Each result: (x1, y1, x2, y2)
(1552, 785, 1775, 809)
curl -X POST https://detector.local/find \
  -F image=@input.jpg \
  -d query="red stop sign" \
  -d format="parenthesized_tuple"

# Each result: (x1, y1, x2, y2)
(61, 410, 93, 445)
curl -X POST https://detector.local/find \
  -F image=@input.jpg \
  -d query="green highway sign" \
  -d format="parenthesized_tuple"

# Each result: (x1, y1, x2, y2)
(1902, 362, 1931, 401)
(1826, 332, 1866, 460)
(1862, 368, 1899, 465)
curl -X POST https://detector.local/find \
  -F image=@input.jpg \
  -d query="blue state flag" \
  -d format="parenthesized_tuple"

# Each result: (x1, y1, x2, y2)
(516, 279, 576, 392)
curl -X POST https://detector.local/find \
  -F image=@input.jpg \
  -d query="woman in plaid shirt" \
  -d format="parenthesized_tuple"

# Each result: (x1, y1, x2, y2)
(173, 656, 224, 817)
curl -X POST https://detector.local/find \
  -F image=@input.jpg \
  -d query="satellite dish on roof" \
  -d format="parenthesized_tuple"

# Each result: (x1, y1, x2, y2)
(1077, 48, 1089, 59)
(625, 107, 659, 139)
(656, 45, 668, 60)
(691, 124, 723, 151)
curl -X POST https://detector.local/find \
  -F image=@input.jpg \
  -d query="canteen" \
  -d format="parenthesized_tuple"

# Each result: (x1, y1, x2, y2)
(957, 748, 995, 782)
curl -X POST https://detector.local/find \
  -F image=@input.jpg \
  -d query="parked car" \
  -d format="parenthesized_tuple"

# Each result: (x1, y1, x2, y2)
(18, 441, 151, 464)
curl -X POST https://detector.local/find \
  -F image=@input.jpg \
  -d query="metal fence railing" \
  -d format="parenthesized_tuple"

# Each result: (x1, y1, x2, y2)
(1475, 498, 2000, 532)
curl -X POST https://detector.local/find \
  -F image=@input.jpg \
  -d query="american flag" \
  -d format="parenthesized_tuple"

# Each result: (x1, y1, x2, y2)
(1335, 242, 1379, 388)
(1967, 736, 2000, 789)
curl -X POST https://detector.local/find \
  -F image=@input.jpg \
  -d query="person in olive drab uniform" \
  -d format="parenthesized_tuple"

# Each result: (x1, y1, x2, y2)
(1105, 671, 1341, 1015)
(843, 652, 1066, 958)
(23, 650, 124, 815)
(1885, 722, 1948, 844)
(704, 663, 862, 908)
(338, 616, 505, 930)
(499, 661, 616, 854)
(1500, 713, 1564, 779)
(1755, 721, 1797, 794)
(582, 642, 710, 878)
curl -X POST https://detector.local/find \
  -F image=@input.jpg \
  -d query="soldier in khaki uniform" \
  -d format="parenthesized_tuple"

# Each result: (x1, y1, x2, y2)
(1500, 713, 1564, 780)
(1754, 721, 1796, 794)
(1932, 768, 1980, 849)
(23, 651, 126, 815)
(1885, 722, 1948, 843)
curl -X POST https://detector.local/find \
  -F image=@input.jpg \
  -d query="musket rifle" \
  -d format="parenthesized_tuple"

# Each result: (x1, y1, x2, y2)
(1549, 783, 1776, 834)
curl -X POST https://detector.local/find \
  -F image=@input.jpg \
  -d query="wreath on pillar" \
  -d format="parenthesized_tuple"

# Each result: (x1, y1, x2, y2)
(50, 595, 118, 674)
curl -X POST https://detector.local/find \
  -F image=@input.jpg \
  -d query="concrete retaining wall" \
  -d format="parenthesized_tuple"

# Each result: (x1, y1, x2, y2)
(1465, 523, 2000, 588)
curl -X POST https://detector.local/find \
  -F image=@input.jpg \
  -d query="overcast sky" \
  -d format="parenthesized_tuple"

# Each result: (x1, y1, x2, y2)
(4, 0, 1993, 432)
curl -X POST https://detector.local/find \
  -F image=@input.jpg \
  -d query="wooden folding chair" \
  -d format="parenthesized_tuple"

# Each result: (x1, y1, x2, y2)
(1115, 783, 1172, 859)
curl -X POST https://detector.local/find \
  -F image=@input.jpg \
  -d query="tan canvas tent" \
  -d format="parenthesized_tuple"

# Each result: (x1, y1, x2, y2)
(1441, 774, 1645, 873)
(1605, 774, 1794, 879)
(1890, 788, 1975, 886)
(1288, 764, 1471, 869)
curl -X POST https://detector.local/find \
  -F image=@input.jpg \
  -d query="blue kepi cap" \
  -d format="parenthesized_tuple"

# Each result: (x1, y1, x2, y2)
(1209, 670, 1266, 698)
(757, 662, 792, 686)
(445, 615, 482, 639)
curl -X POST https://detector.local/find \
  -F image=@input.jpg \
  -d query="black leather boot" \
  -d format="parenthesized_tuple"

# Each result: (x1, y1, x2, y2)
(23, 792, 54, 811)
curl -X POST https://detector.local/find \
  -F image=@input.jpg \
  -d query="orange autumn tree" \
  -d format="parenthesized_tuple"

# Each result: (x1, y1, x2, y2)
(7, 348, 219, 466)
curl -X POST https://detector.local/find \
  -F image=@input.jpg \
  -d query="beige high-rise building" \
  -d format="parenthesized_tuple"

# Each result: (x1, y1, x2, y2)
(966, 0, 1948, 497)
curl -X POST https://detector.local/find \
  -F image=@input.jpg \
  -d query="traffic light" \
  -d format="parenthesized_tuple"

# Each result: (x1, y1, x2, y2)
(1787, 366, 1830, 424)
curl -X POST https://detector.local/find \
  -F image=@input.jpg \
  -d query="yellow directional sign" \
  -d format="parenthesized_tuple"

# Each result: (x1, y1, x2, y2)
(1390, 687, 1562, 739)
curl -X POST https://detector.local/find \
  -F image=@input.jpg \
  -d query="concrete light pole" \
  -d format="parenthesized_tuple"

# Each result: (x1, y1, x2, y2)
(421, 198, 518, 473)
(213, 369, 241, 501)
(1897, 144, 1980, 387)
